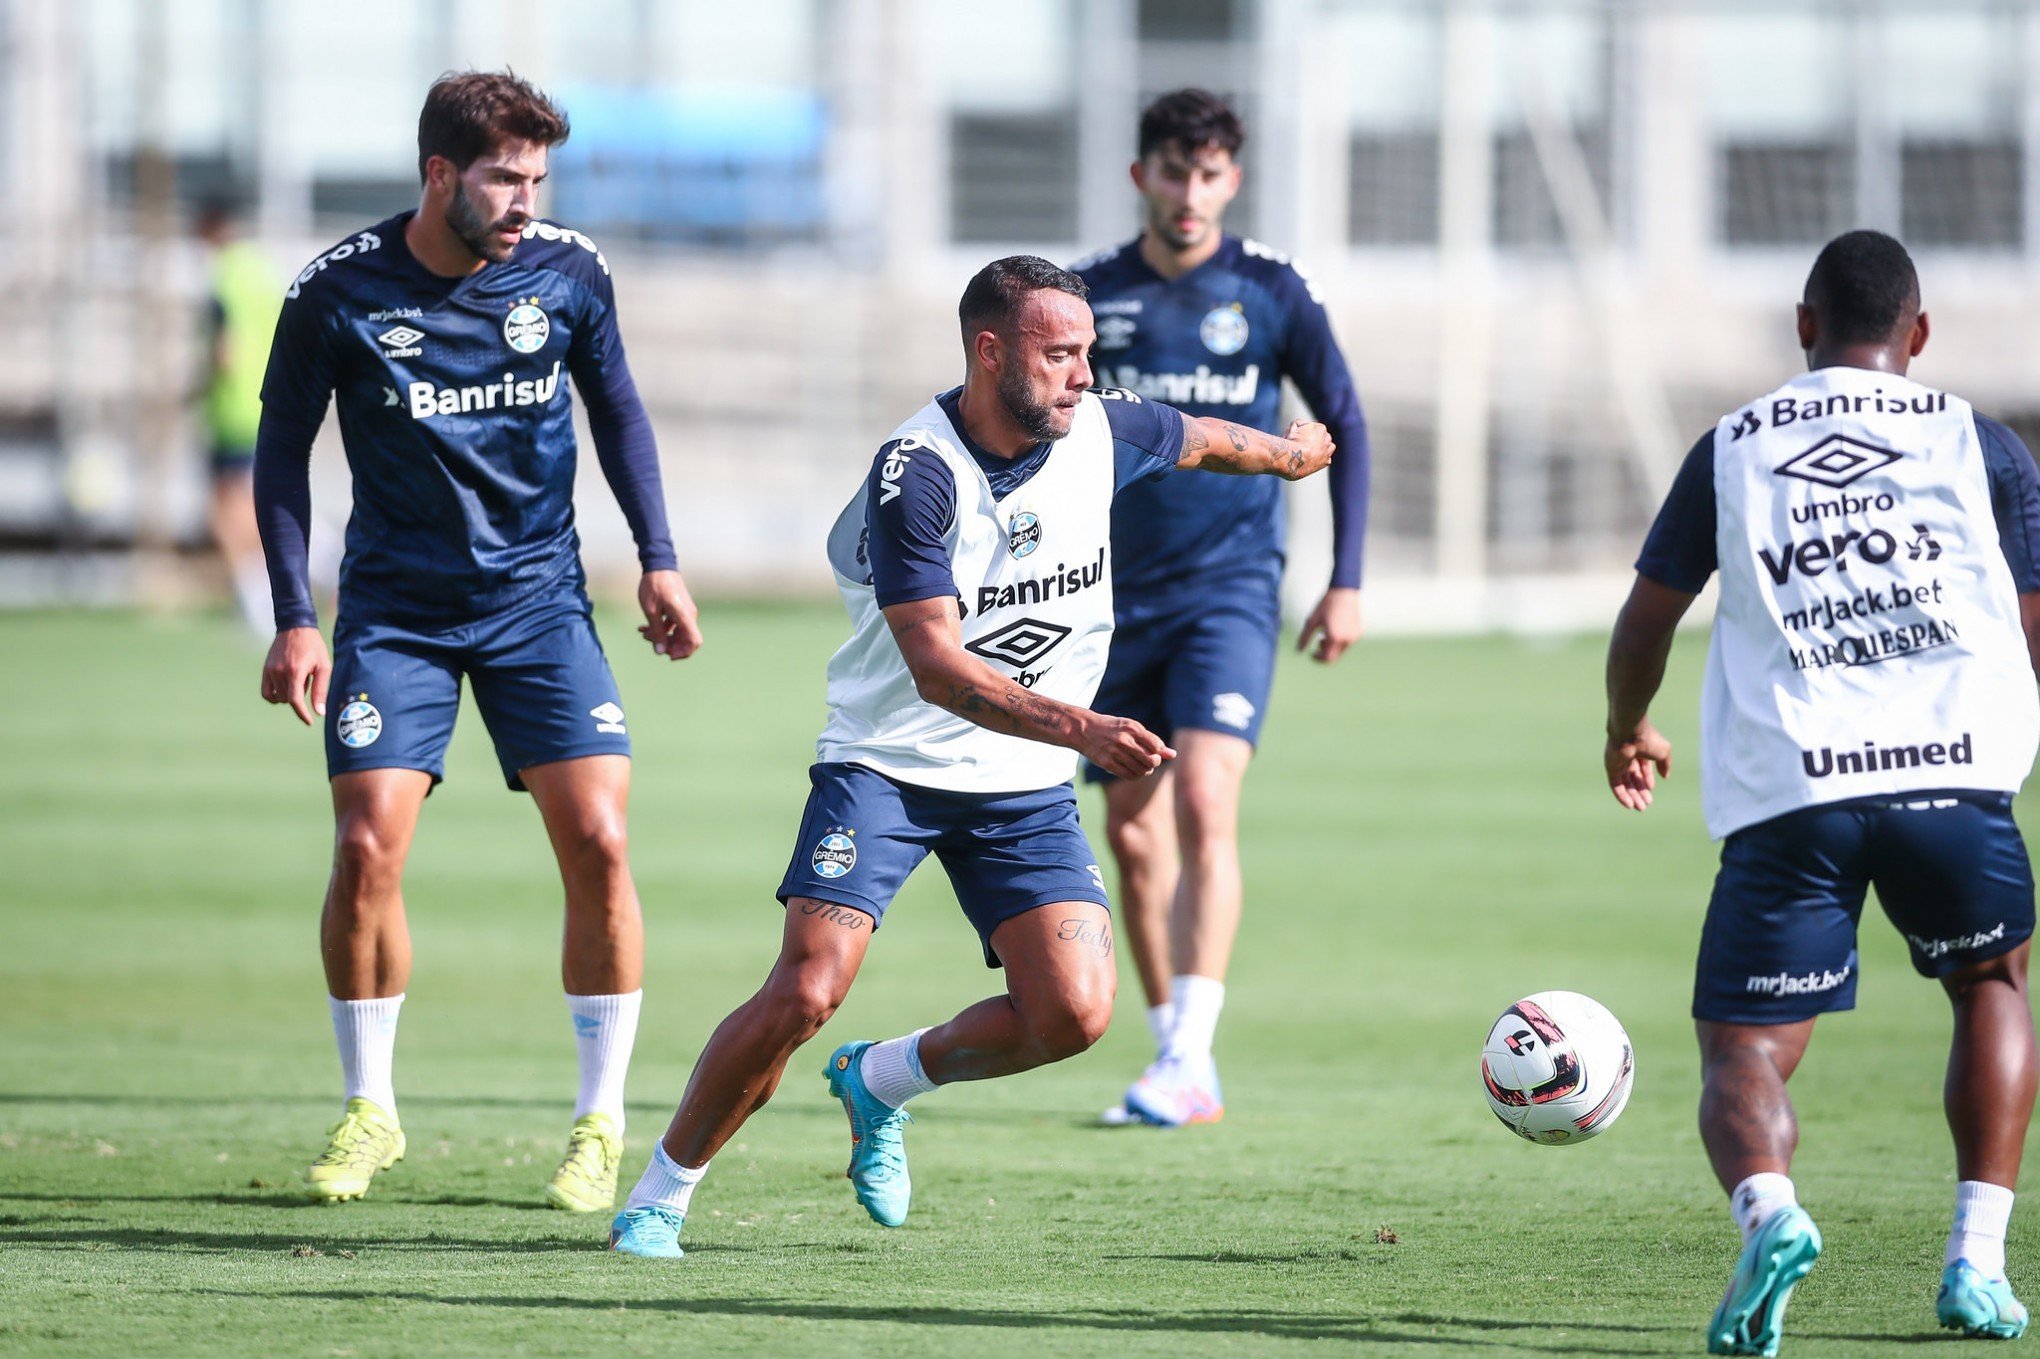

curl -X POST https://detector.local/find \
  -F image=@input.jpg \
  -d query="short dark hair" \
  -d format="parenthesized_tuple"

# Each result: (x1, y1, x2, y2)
(1803, 229, 1921, 345)
(959, 256, 1089, 342)
(1138, 88, 1245, 161)
(417, 70, 570, 183)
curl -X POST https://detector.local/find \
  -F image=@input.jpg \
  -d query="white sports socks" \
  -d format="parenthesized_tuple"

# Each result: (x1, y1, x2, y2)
(1163, 975, 1225, 1063)
(1729, 1172, 1798, 1244)
(330, 993, 403, 1114)
(1145, 1001, 1176, 1053)
(624, 1142, 707, 1214)
(567, 990, 642, 1129)
(1949, 1180, 2016, 1278)
(860, 1028, 939, 1109)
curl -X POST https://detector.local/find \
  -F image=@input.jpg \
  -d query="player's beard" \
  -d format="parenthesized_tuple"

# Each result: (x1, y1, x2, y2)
(447, 180, 523, 263)
(997, 364, 1074, 442)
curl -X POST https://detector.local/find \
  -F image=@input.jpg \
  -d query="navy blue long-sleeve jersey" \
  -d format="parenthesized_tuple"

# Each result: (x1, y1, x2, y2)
(254, 212, 676, 630)
(1072, 234, 1370, 607)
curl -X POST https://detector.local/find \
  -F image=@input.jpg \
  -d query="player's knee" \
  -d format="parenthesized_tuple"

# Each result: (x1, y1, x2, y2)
(560, 815, 630, 874)
(1106, 808, 1164, 865)
(1040, 1000, 1113, 1061)
(763, 967, 848, 1038)
(331, 817, 404, 892)
(1026, 983, 1114, 1062)
(1172, 780, 1239, 856)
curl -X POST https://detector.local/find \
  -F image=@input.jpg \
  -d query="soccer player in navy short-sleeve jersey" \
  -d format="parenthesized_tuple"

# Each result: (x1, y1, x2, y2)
(254, 72, 701, 1214)
(1071, 90, 1372, 1127)
(1606, 231, 2040, 1351)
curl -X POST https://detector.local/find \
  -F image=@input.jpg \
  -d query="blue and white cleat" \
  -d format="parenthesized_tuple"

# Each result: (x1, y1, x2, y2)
(1707, 1205, 1822, 1356)
(824, 1040, 912, 1227)
(607, 1204, 686, 1258)
(1939, 1260, 2029, 1339)
(1123, 1055, 1225, 1127)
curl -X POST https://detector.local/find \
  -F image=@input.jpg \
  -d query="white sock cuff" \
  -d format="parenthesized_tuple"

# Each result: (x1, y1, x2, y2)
(329, 993, 404, 1114)
(1729, 1172, 1797, 1240)
(567, 989, 643, 1016)
(331, 993, 405, 1019)
(1951, 1180, 2016, 1275)
(1163, 974, 1226, 1061)
(567, 990, 642, 1126)
(859, 1029, 938, 1109)
(624, 1142, 708, 1213)
(1145, 1002, 1176, 1053)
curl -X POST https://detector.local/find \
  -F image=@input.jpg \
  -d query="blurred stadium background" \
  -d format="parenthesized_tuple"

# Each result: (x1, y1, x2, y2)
(2, 0, 2037, 629)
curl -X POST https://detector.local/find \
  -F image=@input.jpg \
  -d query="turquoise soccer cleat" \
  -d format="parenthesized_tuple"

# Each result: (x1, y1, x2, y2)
(1939, 1260, 2030, 1339)
(607, 1204, 686, 1258)
(824, 1040, 912, 1227)
(1707, 1205, 1822, 1357)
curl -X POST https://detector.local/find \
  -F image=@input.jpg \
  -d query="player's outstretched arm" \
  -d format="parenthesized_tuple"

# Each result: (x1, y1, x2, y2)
(1603, 575, 1698, 811)
(1177, 417, 1333, 481)
(262, 626, 331, 726)
(881, 597, 1174, 779)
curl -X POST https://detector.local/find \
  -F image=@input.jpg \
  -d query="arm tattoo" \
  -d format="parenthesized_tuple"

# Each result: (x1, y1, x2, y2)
(945, 680, 1069, 738)
(1181, 422, 1209, 459)
(1223, 423, 1249, 453)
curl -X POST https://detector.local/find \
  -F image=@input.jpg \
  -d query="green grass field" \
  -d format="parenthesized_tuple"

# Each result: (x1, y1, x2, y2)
(0, 602, 2028, 1357)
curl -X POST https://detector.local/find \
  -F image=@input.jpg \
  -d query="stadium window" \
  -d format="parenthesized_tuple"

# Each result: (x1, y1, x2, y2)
(1706, 11, 1855, 247)
(948, 112, 1081, 245)
(933, 0, 1080, 246)
(1488, 11, 1616, 252)
(1136, 0, 1243, 44)
(1888, 11, 2023, 251)
(1340, 8, 1443, 247)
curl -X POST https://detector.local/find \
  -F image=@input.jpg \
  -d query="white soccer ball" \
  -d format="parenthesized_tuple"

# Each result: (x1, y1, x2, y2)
(1480, 990, 1634, 1146)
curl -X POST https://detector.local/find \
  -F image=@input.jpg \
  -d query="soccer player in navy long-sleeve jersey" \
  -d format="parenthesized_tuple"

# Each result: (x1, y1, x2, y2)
(1072, 90, 1373, 1126)
(254, 72, 701, 1212)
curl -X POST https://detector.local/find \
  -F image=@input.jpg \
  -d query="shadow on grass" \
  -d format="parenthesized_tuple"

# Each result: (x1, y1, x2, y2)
(248, 1290, 1684, 1351)
(0, 1093, 1084, 1127)
(1, 1192, 315, 1209)
(0, 1189, 570, 1213)
(0, 1226, 708, 1255)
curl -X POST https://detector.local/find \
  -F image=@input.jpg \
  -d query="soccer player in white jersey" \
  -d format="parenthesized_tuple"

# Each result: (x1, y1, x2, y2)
(606, 256, 1332, 1257)
(1605, 230, 2040, 1354)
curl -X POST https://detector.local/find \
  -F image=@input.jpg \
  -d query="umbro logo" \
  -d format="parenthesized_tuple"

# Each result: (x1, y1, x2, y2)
(1774, 434, 1901, 489)
(376, 324, 425, 359)
(590, 701, 626, 735)
(965, 617, 1071, 669)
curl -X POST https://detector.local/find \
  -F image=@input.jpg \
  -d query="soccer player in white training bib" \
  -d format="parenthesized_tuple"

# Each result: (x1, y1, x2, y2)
(256, 73, 703, 1212)
(1605, 231, 2040, 1356)
(607, 256, 1332, 1257)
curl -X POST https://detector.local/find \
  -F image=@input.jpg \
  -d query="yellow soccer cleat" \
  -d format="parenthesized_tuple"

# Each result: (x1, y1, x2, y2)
(545, 1112, 622, 1213)
(302, 1097, 405, 1203)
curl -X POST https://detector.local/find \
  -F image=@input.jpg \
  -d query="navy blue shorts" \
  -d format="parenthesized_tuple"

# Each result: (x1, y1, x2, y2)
(210, 443, 256, 476)
(326, 584, 629, 792)
(1083, 574, 1281, 782)
(776, 762, 1110, 968)
(1693, 790, 2035, 1024)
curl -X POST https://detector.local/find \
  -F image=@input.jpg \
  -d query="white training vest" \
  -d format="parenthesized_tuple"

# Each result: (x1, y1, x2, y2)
(1702, 366, 2038, 838)
(815, 392, 1119, 794)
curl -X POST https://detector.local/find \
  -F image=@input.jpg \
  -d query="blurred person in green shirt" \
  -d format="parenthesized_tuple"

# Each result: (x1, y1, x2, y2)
(196, 200, 283, 633)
